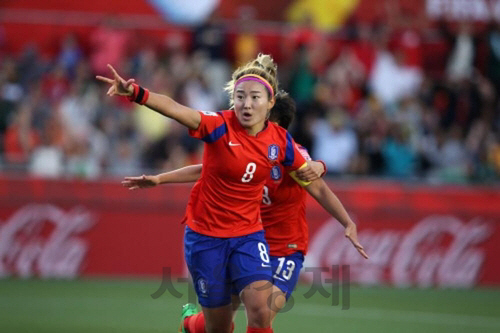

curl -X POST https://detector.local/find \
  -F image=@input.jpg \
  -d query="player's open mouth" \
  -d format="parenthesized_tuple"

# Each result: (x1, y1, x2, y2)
(242, 112, 252, 120)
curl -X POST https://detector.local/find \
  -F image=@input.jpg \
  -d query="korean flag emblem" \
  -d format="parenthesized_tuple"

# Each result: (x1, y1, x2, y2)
(268, 144, 279, 161)
(198, 278, 208, 296)
(271, 165, 282, 180)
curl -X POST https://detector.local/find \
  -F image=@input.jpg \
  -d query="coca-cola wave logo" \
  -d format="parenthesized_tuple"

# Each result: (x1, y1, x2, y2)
(0, 204, 95, 278)
(304, 215, 492, 288)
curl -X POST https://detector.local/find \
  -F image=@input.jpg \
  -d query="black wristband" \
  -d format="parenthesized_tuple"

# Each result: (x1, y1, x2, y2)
(136, 86, 145, 104)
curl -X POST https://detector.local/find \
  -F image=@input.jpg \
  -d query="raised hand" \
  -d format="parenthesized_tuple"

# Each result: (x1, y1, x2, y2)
(96, 64, 135, 97)
(122, 175, 160, 190)
(345, 223, 369, 259)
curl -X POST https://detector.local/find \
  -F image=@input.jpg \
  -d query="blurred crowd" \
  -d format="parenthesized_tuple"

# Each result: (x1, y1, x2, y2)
(1, 11, 500, 184)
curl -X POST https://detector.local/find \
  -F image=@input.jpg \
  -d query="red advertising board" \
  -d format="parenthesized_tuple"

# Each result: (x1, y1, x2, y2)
(0, 177, 499, 287)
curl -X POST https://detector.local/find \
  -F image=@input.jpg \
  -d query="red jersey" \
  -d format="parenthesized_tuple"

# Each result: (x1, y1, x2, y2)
(260, 145, 311, 256)
(183, 111, 307, 238)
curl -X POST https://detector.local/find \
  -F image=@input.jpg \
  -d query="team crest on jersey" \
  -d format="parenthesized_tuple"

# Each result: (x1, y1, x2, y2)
(197, 278, 208, 296)
(268, 144, 279, 161)
(270, 165, 282, 180)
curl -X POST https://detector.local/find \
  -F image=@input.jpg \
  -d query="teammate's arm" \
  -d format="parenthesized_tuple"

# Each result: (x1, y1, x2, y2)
(96, 64, 201, 129)
(122, 165, 202, 190)
(305, 179, 369, 259)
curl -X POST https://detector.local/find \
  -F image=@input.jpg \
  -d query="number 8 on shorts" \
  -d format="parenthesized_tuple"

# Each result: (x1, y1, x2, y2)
(258, 242, 270, 264)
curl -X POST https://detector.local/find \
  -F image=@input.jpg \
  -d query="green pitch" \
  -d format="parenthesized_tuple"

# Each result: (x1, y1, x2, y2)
(1, 279, 499, 333)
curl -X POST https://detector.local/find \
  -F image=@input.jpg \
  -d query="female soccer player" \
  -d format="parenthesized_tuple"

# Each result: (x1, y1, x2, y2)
(97, 54, 314, 333)
(122, 91, 368, 330)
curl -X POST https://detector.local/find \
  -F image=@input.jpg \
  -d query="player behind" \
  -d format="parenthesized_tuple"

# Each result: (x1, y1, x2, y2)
(97, 54, 314, 333)
(122, 91, 368, 328)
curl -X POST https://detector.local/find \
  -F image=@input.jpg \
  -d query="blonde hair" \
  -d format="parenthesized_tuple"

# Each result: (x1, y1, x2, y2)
(224, 53, 278, 109)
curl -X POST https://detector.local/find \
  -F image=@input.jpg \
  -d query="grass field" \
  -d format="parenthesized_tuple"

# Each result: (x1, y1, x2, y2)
(1, 279, 499, 333)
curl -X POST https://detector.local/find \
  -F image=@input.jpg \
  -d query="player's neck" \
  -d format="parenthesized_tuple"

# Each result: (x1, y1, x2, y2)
(245, 121, 268, 136)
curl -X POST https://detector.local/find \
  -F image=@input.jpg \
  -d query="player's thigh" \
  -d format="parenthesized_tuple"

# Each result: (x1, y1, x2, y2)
(231, 294, 241, 320)
(269, 285, 286, 322)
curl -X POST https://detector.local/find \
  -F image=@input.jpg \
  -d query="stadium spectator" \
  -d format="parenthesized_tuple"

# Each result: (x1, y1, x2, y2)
(369, 46, 423, 107)
(311, 109, 358, 175)
(420, 125, 469, 183)
(192, 9, 231, 108)
(446, 22, 475, 82)
(29, 115, 64, 178)
(57, 33, 83, 78)
(381, 122, 417, 178)
(3, 103, 39, 167)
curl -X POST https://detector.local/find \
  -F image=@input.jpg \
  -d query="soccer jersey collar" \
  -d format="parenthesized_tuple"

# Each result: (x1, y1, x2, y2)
(231, 111, 271, 138)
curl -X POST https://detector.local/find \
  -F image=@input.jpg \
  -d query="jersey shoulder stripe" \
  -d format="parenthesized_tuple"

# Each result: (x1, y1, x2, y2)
(283, 131, 295, 166)
(201, 123, 227, 143)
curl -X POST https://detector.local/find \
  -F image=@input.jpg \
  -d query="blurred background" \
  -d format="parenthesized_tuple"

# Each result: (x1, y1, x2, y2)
(0, 0, 499, 332)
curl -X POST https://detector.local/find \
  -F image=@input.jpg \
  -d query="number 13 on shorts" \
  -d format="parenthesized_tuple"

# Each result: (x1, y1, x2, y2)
(275, 257, 296, 280)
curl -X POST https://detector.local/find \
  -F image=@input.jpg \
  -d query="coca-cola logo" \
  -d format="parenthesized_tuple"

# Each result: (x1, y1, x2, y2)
(0, 204, 95, 278)
(304, 215, 492, 288)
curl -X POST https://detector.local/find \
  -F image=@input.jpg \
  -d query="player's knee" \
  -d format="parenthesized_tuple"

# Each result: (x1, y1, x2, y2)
(246, 305, 271, 328)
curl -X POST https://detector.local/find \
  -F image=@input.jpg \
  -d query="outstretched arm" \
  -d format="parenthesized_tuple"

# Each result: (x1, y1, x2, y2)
(96, 64, 201, 129)
(122, 164, 203, 190)
(305, 179, 369, 259)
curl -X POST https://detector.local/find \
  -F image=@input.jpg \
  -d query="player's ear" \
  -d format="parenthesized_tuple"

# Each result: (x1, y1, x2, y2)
(268, 97, 275, 110)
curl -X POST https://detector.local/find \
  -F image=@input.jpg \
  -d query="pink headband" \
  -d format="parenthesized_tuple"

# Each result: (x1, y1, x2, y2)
(235, 74, 274, 97)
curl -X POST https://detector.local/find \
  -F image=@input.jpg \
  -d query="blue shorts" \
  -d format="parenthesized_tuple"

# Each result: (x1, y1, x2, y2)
(270, 252, 304, 301)
(184, 226, 273, 308)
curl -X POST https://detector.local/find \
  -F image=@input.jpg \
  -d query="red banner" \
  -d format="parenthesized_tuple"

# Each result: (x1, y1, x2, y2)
(304, 183, 500, 287)
(0, 177, 499, 287)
